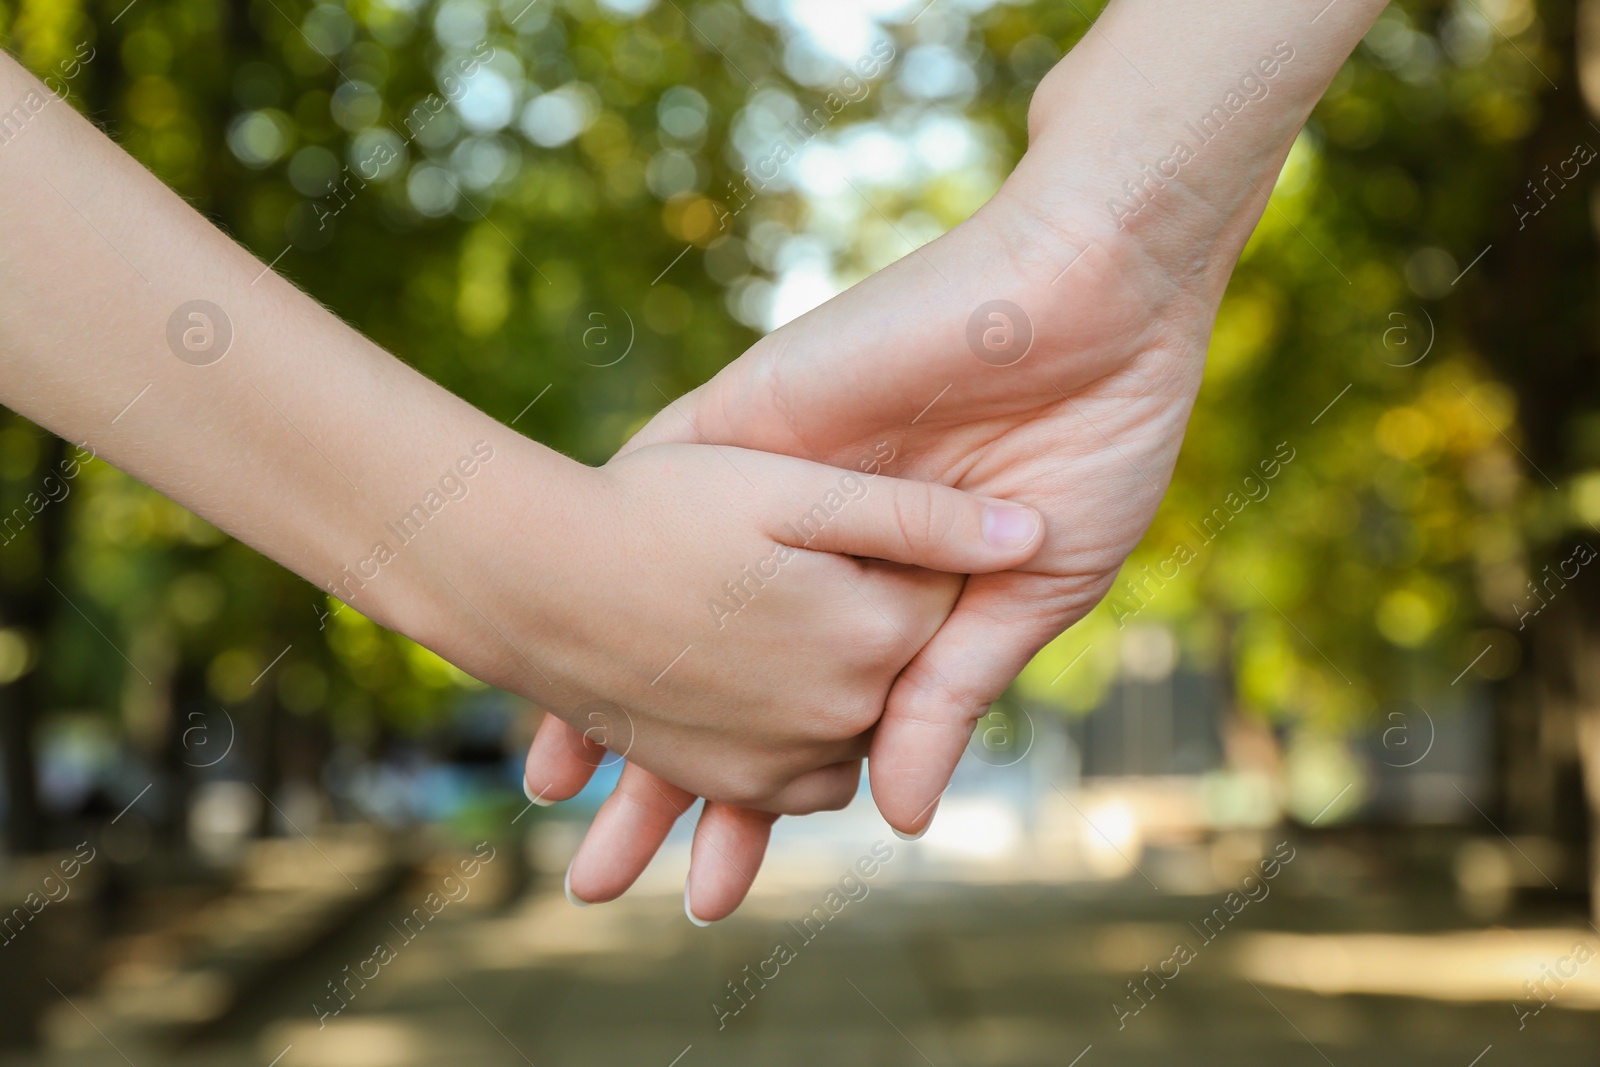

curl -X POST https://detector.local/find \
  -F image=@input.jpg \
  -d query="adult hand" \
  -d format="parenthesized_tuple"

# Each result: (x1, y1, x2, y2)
(529, 0, 1390, 918)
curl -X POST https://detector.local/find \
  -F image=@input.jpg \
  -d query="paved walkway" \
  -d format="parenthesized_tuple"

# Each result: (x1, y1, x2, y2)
(11, 853, 1600, 1067)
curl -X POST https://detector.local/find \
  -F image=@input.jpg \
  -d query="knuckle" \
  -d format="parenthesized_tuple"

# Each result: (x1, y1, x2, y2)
(825, 766, 864, 810)
(891, 661, 984, 731)
(839, 696, 886, 736)
(812, 779, 860, 814)
(613, 782, 678, 821)
(773, 771, 862, 816)
(891, 482, 940, 551)
(856, 614, 911, 667)
(713, 771, 777, 809)
(802, 698, 882, 743)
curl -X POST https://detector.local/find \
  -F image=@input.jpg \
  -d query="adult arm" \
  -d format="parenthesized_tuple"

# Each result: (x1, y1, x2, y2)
(534, 0, 1392, 911)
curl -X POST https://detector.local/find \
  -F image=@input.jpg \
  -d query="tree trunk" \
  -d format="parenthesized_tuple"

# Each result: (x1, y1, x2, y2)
(0, 434, 69, 855)
(0, 682, 41, 854)
(1468, 0, 1600, 920)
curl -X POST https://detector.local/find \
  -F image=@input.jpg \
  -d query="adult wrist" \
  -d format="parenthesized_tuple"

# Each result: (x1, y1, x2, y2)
(1005, 0, 1389, 281)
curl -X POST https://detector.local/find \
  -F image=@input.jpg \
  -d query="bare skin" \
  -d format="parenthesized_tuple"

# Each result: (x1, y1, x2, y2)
(531, 0, 1393, 921)
(0, 51, 1043, 860)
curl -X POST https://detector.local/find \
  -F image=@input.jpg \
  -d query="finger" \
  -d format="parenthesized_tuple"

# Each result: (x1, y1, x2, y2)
(566, 764, 695, 905)
(523, 714, 604, 805)
(685, 803, 778, 924)
(775, 472, 1043, 574)
(762, 759, 863, 815)
(615, 381, 715, 456)
(871, 572, 1069, 836)
(848, 558, 964, 656)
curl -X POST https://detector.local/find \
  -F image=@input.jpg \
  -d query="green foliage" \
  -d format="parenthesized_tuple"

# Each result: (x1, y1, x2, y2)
(1027, 0, 1573, 731)
(0, 0, 1589, 758)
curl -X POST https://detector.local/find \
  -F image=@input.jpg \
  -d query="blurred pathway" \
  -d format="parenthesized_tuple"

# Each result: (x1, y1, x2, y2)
(8, 850, 1600, 1066)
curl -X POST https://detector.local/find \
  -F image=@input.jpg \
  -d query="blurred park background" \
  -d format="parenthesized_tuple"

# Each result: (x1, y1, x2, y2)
(4, 0, 1600, 1062)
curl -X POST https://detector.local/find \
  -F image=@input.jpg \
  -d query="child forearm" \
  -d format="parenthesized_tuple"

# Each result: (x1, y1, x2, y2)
(0, 51, 583, 638)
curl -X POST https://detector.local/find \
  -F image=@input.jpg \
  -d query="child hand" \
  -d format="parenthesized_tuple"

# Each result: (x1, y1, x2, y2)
(468, 440, 1042, 814)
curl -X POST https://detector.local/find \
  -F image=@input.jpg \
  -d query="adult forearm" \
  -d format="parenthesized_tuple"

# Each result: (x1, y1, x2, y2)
(1013, 0, 1389, 265)
(0, 52, 580, 637)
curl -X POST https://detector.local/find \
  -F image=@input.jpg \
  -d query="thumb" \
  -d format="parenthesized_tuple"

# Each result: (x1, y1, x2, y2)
(777, 473, 1044, 574)
(870, 572, 1068, 836)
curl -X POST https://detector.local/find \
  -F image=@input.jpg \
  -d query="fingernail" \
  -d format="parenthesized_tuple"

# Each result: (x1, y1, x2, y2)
(564, 864, 589, 908)
(893, 800, 939, 841)
(684, 883, 712, 927)
(524, 779, 555, 806)
(982, 505, 1039, 550)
